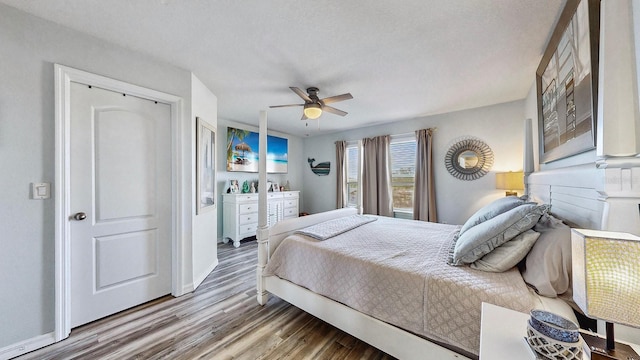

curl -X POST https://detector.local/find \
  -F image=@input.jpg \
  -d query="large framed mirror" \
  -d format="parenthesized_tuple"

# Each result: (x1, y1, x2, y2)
(444, 137, 494, 181)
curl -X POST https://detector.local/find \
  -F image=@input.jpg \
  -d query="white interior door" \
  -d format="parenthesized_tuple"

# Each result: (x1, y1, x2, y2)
(69, 82, 172, 328)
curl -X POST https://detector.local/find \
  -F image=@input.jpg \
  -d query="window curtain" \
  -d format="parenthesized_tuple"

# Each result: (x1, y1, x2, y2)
(413, 128, 437, 222)
(362, 135, 393, 217)
(335, 140, 347, 208)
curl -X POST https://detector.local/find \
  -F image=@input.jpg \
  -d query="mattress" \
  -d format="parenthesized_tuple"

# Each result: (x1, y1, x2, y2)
(264, 215, 572, 355)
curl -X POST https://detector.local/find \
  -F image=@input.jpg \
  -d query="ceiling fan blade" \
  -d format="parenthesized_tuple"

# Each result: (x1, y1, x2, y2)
(322, 105, 348, 116)
(269, 104, 304, 108)
(301, 113, 308, 120)
(321, 93, 353, 105)
(290, 87, 312, 102)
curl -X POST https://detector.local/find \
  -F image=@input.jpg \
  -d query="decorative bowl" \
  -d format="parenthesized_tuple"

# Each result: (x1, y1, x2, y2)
(529, 309, 580, 343)
(526, 322, 582, 360)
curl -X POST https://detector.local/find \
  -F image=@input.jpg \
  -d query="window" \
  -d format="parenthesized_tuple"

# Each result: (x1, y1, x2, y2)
(343, 136, 416, 214)
(389, 137, 416, 212)
(346, 142, 360, 208)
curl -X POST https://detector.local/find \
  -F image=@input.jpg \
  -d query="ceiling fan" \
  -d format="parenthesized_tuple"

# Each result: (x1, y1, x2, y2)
(270, 87, 353, 120)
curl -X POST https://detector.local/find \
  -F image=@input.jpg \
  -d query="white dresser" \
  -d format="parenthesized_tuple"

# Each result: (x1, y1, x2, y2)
(223, 191, 299, 247)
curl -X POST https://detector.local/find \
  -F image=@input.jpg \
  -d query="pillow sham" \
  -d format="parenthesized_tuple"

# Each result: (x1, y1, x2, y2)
(458, 196, 527, 235)
(470, 229, 540, 272)
(449, 203, 547, 266)
(521, 213, 572, 297)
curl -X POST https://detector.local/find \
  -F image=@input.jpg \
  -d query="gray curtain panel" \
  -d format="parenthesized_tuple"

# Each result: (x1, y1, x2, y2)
(362, 135, 393, 217)
(335, 140, 347, 208)
(413, 128, 437, 222)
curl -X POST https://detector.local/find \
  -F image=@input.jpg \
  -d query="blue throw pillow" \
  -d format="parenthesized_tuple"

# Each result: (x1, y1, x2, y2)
(450, 203, 548, 266)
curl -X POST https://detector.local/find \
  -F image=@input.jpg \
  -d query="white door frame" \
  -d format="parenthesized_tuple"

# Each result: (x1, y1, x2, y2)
(53, 64, 186, 341)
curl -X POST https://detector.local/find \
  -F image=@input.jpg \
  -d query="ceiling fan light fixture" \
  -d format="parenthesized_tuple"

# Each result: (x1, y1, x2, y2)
(303, 103, 322, 119)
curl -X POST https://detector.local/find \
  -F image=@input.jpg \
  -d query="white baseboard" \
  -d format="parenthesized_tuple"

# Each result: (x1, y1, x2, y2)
(193, 258, 219, 290)
(0, 332, 55, 360)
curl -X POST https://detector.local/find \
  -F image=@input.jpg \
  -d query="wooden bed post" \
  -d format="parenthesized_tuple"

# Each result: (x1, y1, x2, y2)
(256, 110, 269, 305)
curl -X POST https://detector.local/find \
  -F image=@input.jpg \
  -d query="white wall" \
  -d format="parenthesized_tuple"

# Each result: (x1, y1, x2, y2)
(216, 118, 305, 241)
(302, 100, 526, 225)
(191, 74, 219, 289)
(0, 4, 194, 351)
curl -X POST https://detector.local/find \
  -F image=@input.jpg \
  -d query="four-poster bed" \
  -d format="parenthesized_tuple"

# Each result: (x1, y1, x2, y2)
(252, 111, 607, 359)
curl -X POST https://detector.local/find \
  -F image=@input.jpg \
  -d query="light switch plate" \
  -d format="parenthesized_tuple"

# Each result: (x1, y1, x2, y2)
(32, 182, 50, 200)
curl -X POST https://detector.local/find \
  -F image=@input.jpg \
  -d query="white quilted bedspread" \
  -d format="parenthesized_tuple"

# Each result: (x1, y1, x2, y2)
(263, 216, 536, 355)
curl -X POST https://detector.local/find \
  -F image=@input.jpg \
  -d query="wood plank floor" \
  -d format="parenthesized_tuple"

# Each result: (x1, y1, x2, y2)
(16, 240, 394, 360)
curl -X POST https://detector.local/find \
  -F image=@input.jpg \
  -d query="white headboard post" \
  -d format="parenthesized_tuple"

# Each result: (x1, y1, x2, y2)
(256, 110, 269, 305)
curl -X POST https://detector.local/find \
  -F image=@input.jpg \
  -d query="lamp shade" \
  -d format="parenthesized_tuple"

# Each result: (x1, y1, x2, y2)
(495, 171, 524, 191)
(303, 103, 322, 119)
(571, 229, 640, 328)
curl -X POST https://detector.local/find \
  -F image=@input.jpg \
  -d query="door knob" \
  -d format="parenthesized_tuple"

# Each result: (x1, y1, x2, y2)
(73, 212, 87, 221)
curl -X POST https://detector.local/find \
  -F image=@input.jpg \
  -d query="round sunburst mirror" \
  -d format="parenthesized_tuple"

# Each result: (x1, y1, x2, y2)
(445, 137, 494, 181)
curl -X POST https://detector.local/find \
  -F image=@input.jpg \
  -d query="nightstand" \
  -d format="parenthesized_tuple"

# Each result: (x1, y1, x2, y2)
(479, 302, 640, 360)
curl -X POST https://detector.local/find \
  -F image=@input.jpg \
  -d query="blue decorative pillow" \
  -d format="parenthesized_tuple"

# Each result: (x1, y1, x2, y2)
(470, 229, 540, 272)
(450, 203, 548, 266)
(458, 196, 527, 236)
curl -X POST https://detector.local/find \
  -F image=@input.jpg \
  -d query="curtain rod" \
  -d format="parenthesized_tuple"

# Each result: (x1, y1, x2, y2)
(338, 127, 437, 144)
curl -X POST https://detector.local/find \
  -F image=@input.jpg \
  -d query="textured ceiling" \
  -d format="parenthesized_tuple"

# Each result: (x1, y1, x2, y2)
(1, 0, 566, 137)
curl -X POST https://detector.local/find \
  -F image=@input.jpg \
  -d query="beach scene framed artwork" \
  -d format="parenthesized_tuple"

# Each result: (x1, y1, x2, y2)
(226, 126, 288, 173)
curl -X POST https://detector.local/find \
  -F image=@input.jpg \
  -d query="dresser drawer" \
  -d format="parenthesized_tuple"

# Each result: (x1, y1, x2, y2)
(239, 223, 258, 238)
(239, 203, 258, 214)
(283, 191, 299, 199)
(283, 207, 298, 218)
(239, 213, 257, 225)
(235, 194, 258, 203)
(283, 199, 297, 208)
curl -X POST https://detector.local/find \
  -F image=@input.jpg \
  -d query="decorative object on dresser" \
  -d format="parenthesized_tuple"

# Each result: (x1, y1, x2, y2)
(495, 171, 524, 196)
(228, 179, 239, 193)
(444, 136, 493, 181)
(223, 191, 299, 248)
(571, 229, 640, 360)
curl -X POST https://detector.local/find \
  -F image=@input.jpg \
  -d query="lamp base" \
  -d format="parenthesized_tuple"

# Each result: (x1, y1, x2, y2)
(581, 332, 640, 360)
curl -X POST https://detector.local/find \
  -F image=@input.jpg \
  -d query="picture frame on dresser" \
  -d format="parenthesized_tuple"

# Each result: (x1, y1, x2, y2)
(536, 0, 600, 163)
(196, 117, 216, 214)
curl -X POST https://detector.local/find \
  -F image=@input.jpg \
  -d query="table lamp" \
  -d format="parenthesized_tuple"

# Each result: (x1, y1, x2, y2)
(495, 171, 524, 196)
(571, 229, 640, 360)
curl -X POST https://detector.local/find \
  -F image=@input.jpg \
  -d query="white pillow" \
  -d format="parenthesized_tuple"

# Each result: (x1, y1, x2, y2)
(521, 214, 572, 297)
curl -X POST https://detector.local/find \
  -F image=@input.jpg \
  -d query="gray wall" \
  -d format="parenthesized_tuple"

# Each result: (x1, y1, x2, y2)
(302, 100, 526, 225)
(0, 5, 192, 348)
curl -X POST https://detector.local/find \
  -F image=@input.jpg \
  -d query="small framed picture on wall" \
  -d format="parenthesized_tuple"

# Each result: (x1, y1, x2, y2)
(196, 117, 216, 214)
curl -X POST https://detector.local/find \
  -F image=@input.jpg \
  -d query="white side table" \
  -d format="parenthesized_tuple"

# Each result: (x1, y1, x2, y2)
(479, 302, 535, 359)
(479, 302, 640, 360)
